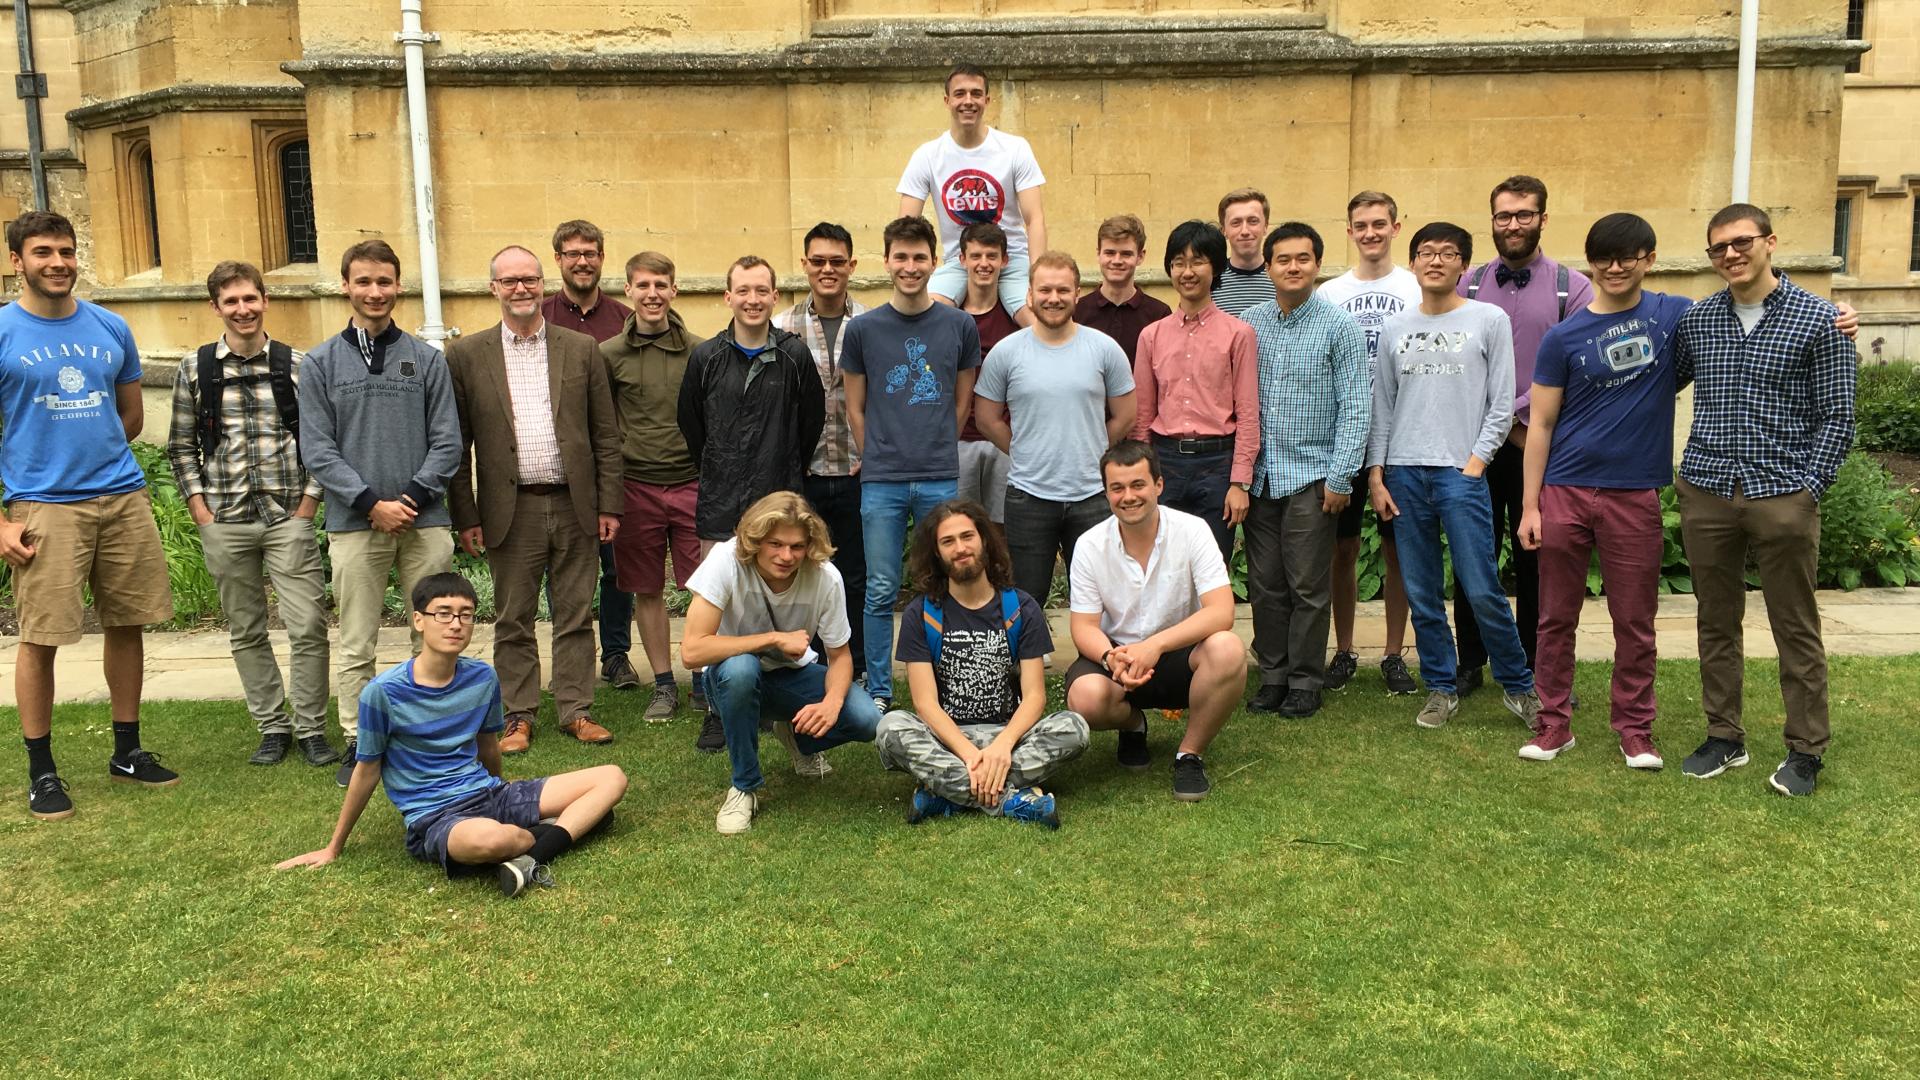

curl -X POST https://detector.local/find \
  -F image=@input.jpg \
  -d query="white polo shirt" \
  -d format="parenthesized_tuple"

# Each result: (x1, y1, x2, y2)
(1069, 506, 1230, 646)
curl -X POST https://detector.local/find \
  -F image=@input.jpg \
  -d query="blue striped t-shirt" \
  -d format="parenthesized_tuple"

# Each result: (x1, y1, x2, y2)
(355, 657, 505, 827)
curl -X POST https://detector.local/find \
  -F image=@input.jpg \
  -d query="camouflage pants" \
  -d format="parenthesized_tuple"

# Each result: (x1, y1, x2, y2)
(875, 709, 1090, 811)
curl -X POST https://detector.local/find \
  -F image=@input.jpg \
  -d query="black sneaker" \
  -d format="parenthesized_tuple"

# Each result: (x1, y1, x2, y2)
(1458, 666, 1486, 698)
(695, 710, 726, 754)
(1247, 684, 1286, 713)
(1681, 736, 1749, 780)
(249, 732, 292, 766)
(108, 749, 179, 787)
(1172, 754, 1211, 802)
(601, 653, 641, 690)
(297, 734, 341, 767)
(1117, 718, 1150, 771)
(1380, 653, 1419, 695)
(1768, 751, 1823, 797)
(335, 740, 358, 788)
(1279, 688, 1321, 718)
(28, 772, 74, 820)
(1324, 651, 1359, 691)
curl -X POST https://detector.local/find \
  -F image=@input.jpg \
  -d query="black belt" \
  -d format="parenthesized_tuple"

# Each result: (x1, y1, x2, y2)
(1152, 434, 1233, 455)
(517, 483, 568, 496)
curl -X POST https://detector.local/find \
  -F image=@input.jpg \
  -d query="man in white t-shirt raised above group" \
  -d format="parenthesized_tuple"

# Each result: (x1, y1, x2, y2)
(1315, 190, 1424, 697)
(898, 63, 1048, 327)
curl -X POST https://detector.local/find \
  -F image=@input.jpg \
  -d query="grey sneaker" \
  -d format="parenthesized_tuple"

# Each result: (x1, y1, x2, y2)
(496, 854, 555, 898)
(601, 653, 641, 690)
(1768, 751, 1823, 796)
(1502, 689, 1544, 733)
(642, 683, 678, 722)
(774, 720, 833, 778)
(1380, 653, 1419, 695)
(1415, 691, 1459, 729)
(1682, 736, 1749, 780)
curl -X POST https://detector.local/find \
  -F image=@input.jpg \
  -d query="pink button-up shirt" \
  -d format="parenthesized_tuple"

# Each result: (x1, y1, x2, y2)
(1129, 302, 1261, 485)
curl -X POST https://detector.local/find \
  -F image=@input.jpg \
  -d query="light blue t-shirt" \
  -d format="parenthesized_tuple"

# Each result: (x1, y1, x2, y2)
(355, 657, 506, 827)
(0, 299, 146, 503)
(975, 325, 1135, 502)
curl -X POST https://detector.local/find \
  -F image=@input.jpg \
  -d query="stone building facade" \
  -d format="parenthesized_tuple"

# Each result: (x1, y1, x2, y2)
(0, 0, 1874, 367)
(1837, 0, 1920, 362)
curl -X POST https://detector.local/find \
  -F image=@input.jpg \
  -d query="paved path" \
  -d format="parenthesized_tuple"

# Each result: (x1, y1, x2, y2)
(2, 589, 1917, 707)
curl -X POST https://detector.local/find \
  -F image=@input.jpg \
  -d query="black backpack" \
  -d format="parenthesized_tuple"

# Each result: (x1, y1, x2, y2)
(194, 340, 299, 453)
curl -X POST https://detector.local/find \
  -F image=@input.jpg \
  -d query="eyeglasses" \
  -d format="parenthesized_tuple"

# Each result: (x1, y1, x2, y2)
(556, 250, 602, 263)
(423, 609, 477, 625)
(1592, 253, 1652, 271)
(1704, 234, 1765, 261)
(492, 276, 542, 291)
(1412, 249, 1464, 265)
(805, 257, 851, 270)
(1492, 210, 1541, 227)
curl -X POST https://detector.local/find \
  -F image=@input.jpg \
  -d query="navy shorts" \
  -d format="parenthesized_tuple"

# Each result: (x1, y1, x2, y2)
(404, 777, 547, 874)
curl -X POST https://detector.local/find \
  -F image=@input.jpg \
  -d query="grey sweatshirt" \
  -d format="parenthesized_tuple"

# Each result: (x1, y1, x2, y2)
(1366, 300, 1515, 470)
(297, 323, 463, 533)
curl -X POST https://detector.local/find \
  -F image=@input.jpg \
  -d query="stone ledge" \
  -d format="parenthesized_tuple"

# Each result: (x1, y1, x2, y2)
(283, 34, 1863, 89)
(66, 84, 304, 131)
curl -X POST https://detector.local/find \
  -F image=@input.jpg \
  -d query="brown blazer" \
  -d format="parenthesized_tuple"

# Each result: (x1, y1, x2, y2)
(447, 322, 623, 548)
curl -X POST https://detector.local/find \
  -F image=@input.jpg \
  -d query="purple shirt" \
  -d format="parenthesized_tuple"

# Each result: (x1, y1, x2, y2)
(1456, 252, 1593, 424)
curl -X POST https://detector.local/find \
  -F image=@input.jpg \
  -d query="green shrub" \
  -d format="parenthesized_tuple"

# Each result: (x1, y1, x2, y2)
(1814, 451, 1920, 589)
(1854, 362, 1920, 455)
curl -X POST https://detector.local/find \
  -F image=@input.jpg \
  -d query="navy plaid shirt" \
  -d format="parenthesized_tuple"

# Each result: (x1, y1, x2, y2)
(1676, 273, 1856, 500)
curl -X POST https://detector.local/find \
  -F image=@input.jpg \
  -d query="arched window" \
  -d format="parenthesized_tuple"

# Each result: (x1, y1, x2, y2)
(255, 121, 318, 269)
(114, 130, 160, 273)
(279, 139, 318, 264)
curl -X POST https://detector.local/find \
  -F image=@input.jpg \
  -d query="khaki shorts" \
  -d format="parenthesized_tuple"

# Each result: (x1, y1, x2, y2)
(7, 490, 174, 645)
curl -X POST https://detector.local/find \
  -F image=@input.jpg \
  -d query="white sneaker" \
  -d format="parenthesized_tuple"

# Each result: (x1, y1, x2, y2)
(774, 720, 833, 778)
(716, 787, 758, 834)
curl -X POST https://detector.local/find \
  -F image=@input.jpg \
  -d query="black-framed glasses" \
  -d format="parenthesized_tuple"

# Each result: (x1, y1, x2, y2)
(1705, 234, 1765, 261)
(492, 276, 542, 290)
(805, 257, 851, 270)
(556, 250, 603, 263)
(423, 609, 477, 625)
(1592, 253, 1652, 271)
(1493, 210, 1541, 227)
(1413, 249, 1464, 264)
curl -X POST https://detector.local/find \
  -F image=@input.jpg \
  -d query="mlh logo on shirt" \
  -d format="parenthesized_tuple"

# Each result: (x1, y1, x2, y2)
(942, 169, 1005, 225)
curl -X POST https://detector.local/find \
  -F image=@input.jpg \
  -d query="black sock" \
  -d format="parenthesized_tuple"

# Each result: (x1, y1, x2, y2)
(526, 822, 574, 865)
(654, 671, 676, 691)
(111, 721, 140, 759)
(24, 735, 55, 779)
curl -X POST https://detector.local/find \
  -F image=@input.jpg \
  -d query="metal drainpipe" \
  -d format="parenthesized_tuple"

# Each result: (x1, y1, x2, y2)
(1730, 0, 1759, 203)
(396, 0, 449, 344)
(13, 0, 49, 210)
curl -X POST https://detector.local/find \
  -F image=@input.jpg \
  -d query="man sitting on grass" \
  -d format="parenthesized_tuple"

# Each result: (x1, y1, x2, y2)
(680, 491, 884, 835)
(275, 573, 628, 897)
(1064, 441, 1247, 802)
(876, 499, 1089, 827)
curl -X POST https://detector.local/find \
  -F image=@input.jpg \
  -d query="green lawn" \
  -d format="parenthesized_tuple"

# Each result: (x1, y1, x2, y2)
(3, 656, 1917, 1078)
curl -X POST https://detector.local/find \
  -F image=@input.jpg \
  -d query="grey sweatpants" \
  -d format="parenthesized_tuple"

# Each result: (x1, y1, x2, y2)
(875, 709, 1090, 811)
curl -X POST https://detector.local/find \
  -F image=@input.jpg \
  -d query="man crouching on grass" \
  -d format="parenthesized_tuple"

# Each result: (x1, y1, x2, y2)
(275, 573, 627, 897)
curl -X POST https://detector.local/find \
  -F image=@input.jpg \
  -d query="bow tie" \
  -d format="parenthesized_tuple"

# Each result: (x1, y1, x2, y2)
(510, 332, 541, 347)
(1494, 264, 1532, 289)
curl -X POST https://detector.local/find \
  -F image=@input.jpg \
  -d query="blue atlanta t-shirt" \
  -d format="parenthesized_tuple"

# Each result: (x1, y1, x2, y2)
(1532, 291, 1693, 490)
(840, 301, 981, 483)
(356, 656, 506, 827)
(0, 299, 147, 503)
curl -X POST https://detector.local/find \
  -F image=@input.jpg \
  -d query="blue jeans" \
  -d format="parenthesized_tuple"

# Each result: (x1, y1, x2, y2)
(597, 542, 632, 662)
(708, 654, 881, 792)
(860, 477, 958, 699)
(1385, 465, 1533, 697)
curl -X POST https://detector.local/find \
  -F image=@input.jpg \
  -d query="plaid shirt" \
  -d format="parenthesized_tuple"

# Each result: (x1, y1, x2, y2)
(165, 337, 323, 524)
(1241, 294, 1370, 498)
(775, 295, 868, 477)
(1676, 273, 1857, 500)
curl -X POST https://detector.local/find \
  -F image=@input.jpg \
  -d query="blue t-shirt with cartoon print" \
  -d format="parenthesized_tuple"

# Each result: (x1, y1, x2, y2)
(0, 299, 146, 503)
(839, 301, 981, 483)
(1532, 290, 1693, 490)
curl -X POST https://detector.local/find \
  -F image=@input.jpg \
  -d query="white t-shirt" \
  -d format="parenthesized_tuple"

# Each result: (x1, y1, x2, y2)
(685, 538, 851, 671)
(1317, 266, 1423, 373)
(1069, 506, 1230, 646)
(1733, 300, 1765, 334)
(897, 128, 1047, 263)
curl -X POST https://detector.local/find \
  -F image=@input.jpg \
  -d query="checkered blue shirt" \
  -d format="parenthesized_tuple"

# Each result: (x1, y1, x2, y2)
(1676, 273, 1856, 500)
(1241, 294, 1370, 497)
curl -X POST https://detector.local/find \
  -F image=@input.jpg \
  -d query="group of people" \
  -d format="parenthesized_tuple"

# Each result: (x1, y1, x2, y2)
(0, 63, 1859, 898)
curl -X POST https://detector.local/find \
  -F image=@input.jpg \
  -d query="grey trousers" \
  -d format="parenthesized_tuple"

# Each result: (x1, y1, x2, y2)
(1244, 483, 1337, 690)
(487, 489, 600, 724)
(875, 709, 1090, 810)
(199, 516, 331, 737)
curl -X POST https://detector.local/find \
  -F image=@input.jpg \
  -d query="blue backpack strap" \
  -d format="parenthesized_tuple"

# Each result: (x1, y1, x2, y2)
(1000, 588, 1022, 659)
(922, 596, 944, 665)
